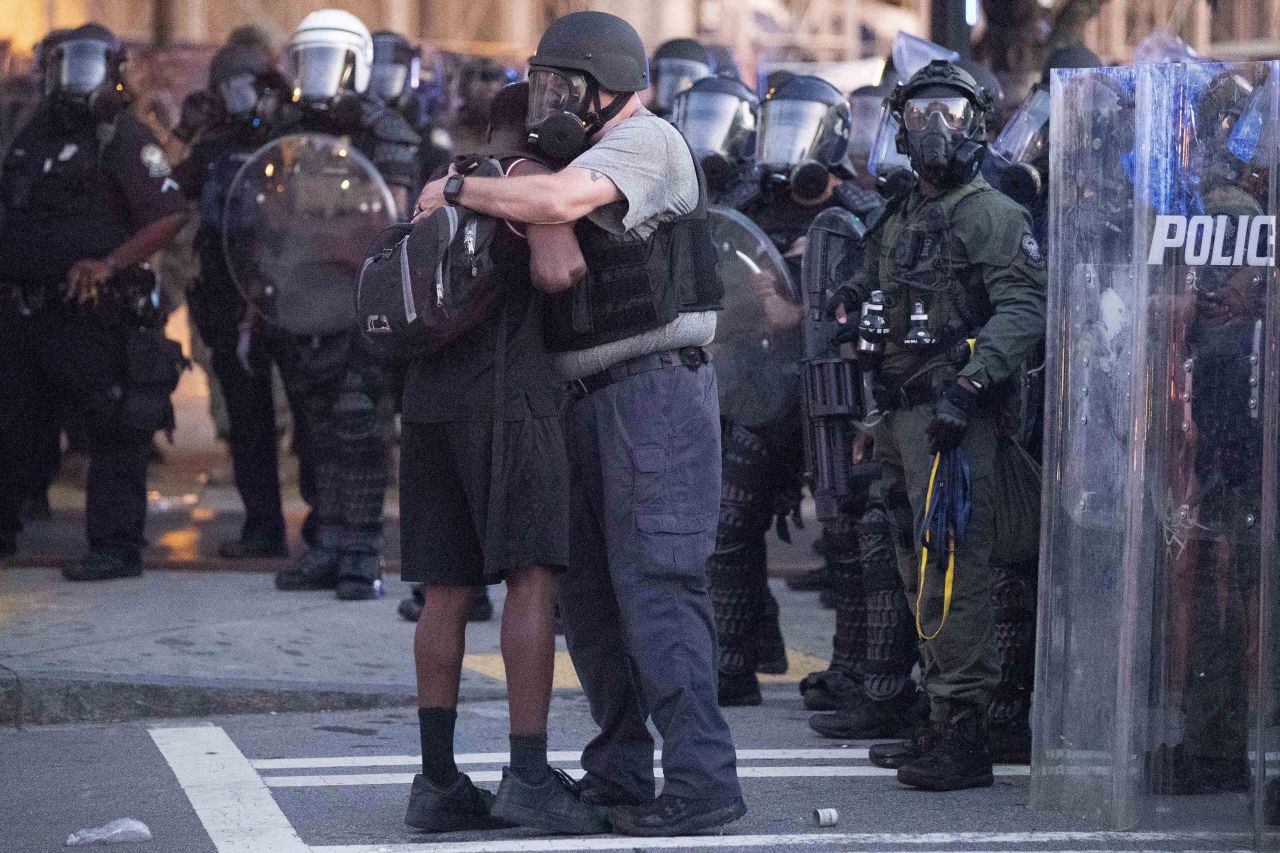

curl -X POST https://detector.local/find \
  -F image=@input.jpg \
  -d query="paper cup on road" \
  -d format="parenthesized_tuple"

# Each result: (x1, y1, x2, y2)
(813, 808, 839, 827)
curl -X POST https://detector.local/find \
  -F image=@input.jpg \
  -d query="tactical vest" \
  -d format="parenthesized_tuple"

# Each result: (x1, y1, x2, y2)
(543, 142, 722, 353)
(875, 180, 995, 356)
(2, 112, 121, 223)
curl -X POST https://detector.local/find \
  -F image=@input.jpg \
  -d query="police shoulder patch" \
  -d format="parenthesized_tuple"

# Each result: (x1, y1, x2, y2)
(1021, 232, 1044, 265)
(141, 143, 172, 179)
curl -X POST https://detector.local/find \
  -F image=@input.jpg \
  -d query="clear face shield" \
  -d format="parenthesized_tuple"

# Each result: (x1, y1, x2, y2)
(756, 98, 832, 169)
(652, 58, 711, 114)
(847, 94, 884, 165)
(867, 99, 912, 176)
(291, 44, 358, 102)
(219, 72, 261, 117)
(47, 38, 110, 98)
(670, 90, 754, 157)
(990, 86, 1050, 167)
(370, 62, 410, 102)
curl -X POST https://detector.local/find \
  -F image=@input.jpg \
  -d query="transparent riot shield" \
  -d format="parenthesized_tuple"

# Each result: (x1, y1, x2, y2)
(706, 206, 803, 428)
(800, 207, 867, 520)
(1034, 61, 1280, 849)
(222, 133, 397, 336)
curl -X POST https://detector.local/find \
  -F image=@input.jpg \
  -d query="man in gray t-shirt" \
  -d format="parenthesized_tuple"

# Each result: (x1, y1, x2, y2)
(413, 11, 743, 838)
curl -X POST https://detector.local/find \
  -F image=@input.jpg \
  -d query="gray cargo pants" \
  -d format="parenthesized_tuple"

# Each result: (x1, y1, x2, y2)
(559, 353, 743, 803)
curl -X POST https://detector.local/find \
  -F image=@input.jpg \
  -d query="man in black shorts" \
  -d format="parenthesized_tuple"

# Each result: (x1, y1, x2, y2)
(399, 83, 602, 834)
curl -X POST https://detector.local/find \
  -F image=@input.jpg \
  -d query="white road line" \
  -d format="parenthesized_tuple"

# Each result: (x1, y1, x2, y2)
(306, 831, 1255, 853)
(149, 724, 309, 853)
(251, 748, 870, 771)
(264, 765, 1031, 788)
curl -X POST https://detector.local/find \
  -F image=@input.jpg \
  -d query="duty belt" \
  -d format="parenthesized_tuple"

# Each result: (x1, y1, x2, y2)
(567, 346, 709, 399)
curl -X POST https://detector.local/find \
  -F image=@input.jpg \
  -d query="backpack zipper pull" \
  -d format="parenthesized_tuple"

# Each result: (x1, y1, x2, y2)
(465, 220, 478, 277)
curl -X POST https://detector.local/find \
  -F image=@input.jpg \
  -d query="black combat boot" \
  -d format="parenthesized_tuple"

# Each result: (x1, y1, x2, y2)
(897, 708, 994, 791)
(869, 719, 938, 769)
(808, 686, 920, 739)
(718, 668, 762, 707)
(800, 669, 862, 712)
(62, 551, 143, 582)
(335, 552, 385, 601)
(274, 546, 341, 591)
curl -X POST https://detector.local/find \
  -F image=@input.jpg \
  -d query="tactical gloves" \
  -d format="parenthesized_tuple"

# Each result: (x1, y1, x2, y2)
(927, 382, 979, 454)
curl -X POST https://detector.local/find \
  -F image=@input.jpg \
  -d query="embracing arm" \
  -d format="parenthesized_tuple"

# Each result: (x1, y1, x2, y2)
(415, 166, 622, 226)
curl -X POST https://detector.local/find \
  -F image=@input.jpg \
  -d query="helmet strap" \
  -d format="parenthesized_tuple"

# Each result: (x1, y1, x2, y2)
(582, 82, 628, 136)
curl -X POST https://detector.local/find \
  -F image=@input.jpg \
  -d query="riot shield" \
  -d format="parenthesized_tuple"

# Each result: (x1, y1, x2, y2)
(706, 206, 803, 428)
(799, 207, 867, 520)
(1034, 61, 1280, 848)
(222, 133, 397, 336)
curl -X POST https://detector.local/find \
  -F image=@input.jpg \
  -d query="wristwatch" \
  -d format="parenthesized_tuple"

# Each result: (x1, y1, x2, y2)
(443, 173, 465, 207)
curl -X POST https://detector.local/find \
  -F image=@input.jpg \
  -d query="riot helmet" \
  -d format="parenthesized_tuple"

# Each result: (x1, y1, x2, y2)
(670, 74, 757, 191)
(650, 38, 712, 117)
(209, 44, 286, 126)
(370, 31, 420, 105)
(43, 24, 128, 121)
(453, 57, 518, 132)
(1040, 44, 1101, 86)
(847, 81, 892, 174)
(890, 59, 994, 188)
(526, 11, 649, 163)
(755, 74, 852, 201)
(987, 83, 1049, 204)
(1196, 70, 1259, 189)
(287, 9, 373, 106)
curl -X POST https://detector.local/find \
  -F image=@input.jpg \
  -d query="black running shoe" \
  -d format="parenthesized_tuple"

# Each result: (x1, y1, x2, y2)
(492, 768, 610, 834)
(610, 793, 747, 837)
(404, 773, 510, 832)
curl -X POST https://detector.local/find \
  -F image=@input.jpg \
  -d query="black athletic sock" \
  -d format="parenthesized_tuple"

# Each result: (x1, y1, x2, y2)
(509, 732, 551, 785)
(419, 707, 460, 787)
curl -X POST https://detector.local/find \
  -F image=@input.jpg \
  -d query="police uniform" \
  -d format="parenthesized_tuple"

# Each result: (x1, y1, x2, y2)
(860, 173, 1046, 724)
(175, 121, 316, 555)
(270, 96, 419, 588)
(0, 106, 186, 566)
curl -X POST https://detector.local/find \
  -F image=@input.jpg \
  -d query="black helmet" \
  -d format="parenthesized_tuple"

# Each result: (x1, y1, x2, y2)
(528, 12, 649, 93)
(209, 44, 276, 89)
(43, 23, 128, 119)
(1041, 44, 1102, 85)
(670, 74, 757, 189)
(650, 38, 712, 115)
(209, 44, 285, 120)
(955, 58, 1004, 119)
(370, 31, 420, 103)
(756, 74, 852, 200)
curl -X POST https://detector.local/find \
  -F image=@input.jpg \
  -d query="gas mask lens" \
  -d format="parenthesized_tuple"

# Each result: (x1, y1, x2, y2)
(219, 73, 260, 117)
(756, 98, 829, 168)
(653, 58, 711, 113)
(292, 44, 356, 101)
(370, 63, 409, 102)
(671, 91, 751, 156)
(526, 68, 587, 128)
(52, 39, 110, 96)
(902, 96, 973, 133)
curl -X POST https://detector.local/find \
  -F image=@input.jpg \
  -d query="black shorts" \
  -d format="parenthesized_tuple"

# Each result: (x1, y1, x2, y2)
(399, 416, 570, 585)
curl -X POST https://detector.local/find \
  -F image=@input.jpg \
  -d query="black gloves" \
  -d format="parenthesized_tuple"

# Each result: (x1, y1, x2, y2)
(823, 284, 861, 320)
(927, 381, 979, 455)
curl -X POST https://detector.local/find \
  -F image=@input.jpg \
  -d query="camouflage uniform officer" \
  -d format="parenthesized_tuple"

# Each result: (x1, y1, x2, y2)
(828, 60, 1046, 791)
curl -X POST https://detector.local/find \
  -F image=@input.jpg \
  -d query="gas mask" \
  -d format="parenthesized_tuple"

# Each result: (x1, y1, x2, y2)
(218, 73, 282, 131)
(46, 36, 127, 125)
(526, 67, 628, 164)
(986, 85, 1049, 205)
(901, 95, 983, 187)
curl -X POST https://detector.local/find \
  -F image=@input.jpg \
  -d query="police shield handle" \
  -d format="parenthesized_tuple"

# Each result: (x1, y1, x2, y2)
(1147, 214, 1277, 267)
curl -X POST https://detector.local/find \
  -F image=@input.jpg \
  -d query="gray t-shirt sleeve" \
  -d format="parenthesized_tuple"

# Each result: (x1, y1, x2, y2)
(568, 114, 697, 235)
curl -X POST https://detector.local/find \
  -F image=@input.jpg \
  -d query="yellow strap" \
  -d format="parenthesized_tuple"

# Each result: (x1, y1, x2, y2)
(916, 452, 956, 641)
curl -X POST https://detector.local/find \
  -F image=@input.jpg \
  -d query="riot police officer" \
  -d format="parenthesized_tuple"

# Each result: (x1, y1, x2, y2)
(267, 9, 419, 600)
(648, 38, 713, 119)
(0, 24, 188, 576)
(174, 43, 307, 560)
(828, 60, 1046, 790)
(371, 31, 453, 183)
(668, 74, 757, 203)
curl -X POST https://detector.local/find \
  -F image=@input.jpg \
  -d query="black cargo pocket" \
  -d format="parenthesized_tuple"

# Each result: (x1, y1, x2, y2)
(122, 329, 184, 433)
(635, 512, 716, 581)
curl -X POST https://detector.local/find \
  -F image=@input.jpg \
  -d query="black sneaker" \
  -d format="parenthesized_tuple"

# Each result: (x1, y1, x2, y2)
(808, 689, 918, 740)
(398, 585, 425, 622)
(62, 552, 143, 582)
(786, 565, 831, 592)
(275, 547, 340, 591)
(492, 768, 610, 834)
(897, 710, 994, 791)
(218, 537, 288, 560)
(469, 587, 493, 622)
(610, 794, 747, 837)
(869, 720, 939, 769)
(799, 669, 862, 712)
(718, 669, 762, 707)
(335, 553, 384, 601)
(404, 772, 510, 832)
(577, 773, 653, 808)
